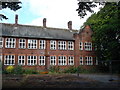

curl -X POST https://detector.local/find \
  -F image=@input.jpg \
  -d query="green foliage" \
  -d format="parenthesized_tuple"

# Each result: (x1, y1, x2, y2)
(3, 66, 39, 74)
(0, 2, 22, 20)
(84, 2, 120, 61)
(49, 66, 60, 73)
(23, 69, 38, 74)
(76, 1, 105, 18)
(5, 66, 14, 74)
(49, 66, 99, 74)
(63, 66, 78, 73)
(13, 66, 23, 75)
(77, 66, 99, 74)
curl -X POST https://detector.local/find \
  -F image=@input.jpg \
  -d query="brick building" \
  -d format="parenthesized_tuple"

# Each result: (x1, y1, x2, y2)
(0, 15, 98, 70)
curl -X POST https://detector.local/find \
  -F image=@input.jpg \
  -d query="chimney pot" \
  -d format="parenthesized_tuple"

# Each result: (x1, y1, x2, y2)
(43, 18, 46, 28)
(68, 21, 72, 30)
(15, 14, 18, 25)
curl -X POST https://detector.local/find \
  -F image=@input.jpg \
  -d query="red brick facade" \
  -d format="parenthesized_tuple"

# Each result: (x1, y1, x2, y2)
(0, 17, 97, 70)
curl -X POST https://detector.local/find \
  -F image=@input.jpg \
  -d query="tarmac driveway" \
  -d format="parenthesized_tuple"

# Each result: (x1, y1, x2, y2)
(2, 73, 120, 89)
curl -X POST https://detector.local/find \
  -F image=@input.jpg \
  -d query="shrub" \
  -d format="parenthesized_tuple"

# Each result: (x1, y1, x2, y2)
(5, 66, 14, 74)
(23, 69, 38, 74)
(49, 66, 60, 73)
(77, 66, 99, 74)
(13, 65, 23, 74)
(63, 66, 78, 73)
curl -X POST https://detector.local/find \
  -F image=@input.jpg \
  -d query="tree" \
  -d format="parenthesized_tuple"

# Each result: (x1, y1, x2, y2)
(77, 1, 120, 73)
(76, 1, 105, 18)
(0, 1, 22, 20)
(83, 2, 120, 60)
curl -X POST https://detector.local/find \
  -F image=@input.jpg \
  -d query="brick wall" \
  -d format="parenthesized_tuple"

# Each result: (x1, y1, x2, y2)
(1, 26, 97, 70)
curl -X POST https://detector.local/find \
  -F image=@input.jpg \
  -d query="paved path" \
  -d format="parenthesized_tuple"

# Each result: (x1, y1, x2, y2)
(73, 73, 120, 83)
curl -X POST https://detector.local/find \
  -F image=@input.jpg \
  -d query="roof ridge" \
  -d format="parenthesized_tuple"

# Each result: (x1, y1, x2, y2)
(1, 23, 78, 32)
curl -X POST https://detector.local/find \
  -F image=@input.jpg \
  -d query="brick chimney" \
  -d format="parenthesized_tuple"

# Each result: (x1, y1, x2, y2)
(43, 18, 46, 28)
(68, 21, 72, 30)
(15, 14, 18, 25)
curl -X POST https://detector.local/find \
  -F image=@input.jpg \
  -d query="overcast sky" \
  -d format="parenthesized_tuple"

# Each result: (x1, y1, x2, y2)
(1, 0, 101, 30)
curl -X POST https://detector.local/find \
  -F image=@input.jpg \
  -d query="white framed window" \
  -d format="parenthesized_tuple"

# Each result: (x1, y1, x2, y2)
(18, 55, 25, 65)
(68, 41, 74, 50)
(50, 40, 56, 50)
(80, 57, 83, 65)
(5, 38, 16, 48)
(50, 56, 56, 65)
(58, 56, 67, 65)
(39, 56, 45, 65)
(0, 37, 3, 48)
(79, 42, 83, 50)
(27, 56, 37, 65)
(0, 55, 2, 63)
(68, 56, 74, 65)
(19, 39, 26, 49)
(58, 41, 66, 50)
(85, 56, 93, 65)
(84, 42, 92, 51)
(39, 40, 45, 49)
(28, 39, 37, 49)
(4, 55, 15, 65)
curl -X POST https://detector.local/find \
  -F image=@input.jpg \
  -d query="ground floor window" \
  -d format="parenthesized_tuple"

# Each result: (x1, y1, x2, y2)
(50, 56, 56, 65)
(58, 56, 67, 65)
(39, 56, 45, 65)
(68, 56, 74, 65)
(85, 56, 93, 65)
(27, 56, 37, 65)
(18, 55, 25, 65)
(4, 55, 15, 65)
(80, 57, 83, 65)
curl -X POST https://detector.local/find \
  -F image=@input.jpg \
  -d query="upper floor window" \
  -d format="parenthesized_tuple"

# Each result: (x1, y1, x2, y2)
(68, 41, 74, 50)
(68, 56, 74, 65)
(19, 39, 26, 49)
(58, 56, 67, 65)
(85, 56, 93, 65)
(18, 55, 25, 65)
(84, 42, 92, 51)
(0, 37, 3, 48)
(80, 57, 83, 65)
(5, 38, 16, 48)
(4, 55, 15, 65)
(27, 56, 37, 65)
(28, 39, 37, 49)
(58, 41, 66, 50)
(50, 56, 56, 65)
(39, 56, 45, 65)
(39, 40, 45, 49)
(79, 42, 83, 50)
(50, 40, 56, 50)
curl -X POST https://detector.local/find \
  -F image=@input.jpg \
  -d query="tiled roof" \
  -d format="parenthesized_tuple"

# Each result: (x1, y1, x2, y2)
(0, 23, 78, 40)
